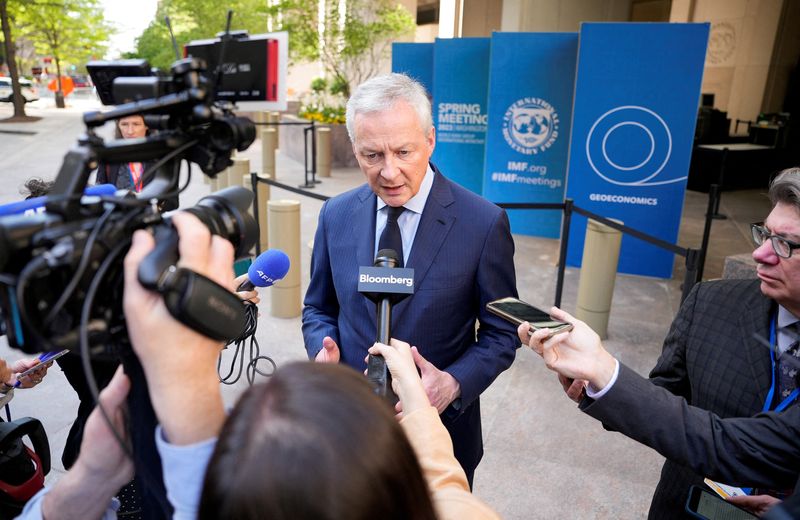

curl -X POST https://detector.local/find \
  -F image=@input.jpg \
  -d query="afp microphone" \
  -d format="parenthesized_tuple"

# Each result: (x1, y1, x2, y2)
(237, 249, 291, 291)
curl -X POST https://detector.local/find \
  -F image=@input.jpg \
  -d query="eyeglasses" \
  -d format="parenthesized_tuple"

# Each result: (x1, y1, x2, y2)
(751, 223, 800, 258)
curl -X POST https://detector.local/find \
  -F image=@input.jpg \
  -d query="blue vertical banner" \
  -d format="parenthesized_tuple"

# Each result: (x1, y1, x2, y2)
(391, 42, 434, 95)
(431, 38, 491, 194)
(565, 23, 709, 277)
(482, 32, 578, 238)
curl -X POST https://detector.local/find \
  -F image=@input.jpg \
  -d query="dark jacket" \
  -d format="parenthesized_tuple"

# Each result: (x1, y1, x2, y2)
(96, 161, 179, 211)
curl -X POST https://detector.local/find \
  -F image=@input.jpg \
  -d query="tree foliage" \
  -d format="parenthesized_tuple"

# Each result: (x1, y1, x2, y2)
(131, 0, 414, 97)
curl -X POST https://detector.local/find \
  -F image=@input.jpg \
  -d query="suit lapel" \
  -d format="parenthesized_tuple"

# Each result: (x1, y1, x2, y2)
(739, 288, 776, 405)
(352, 187, 379, 320)
(393, 167, 456, 323)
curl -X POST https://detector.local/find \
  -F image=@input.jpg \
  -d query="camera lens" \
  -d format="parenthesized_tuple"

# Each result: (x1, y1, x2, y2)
(183, 186, 257, 258)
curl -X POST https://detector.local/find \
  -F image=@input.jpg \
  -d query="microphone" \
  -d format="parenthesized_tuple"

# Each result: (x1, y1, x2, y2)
(358, 248, 415, 403)
(0, 184, 117, 217)
(236, 249, 290, 291)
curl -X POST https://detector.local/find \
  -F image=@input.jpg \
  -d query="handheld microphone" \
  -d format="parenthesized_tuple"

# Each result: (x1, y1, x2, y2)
(236, 249, 291, 291)
(0, 184, 117, 217)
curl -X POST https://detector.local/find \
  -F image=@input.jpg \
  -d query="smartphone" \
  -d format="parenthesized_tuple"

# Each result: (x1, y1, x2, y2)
(686, 485, 757, 520)
(16, 349, 69, 379)
(486, 297, 573, 336)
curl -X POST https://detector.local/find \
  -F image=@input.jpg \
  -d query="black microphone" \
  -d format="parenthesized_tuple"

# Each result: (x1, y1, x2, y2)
(358, 248, 414, 403)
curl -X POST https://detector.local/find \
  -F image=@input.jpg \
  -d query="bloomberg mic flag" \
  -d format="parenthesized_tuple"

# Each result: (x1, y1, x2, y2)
(432, 37, 491, 194)
(565, 23, 709, 277)
(391, 42, 434, 95)
(483, 32, 578, 238)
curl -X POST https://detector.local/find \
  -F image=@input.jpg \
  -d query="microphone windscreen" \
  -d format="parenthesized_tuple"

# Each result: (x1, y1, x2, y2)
(246, 249, 290, 288)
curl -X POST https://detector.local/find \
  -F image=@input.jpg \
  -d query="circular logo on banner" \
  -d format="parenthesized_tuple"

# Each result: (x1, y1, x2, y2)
(585, 105, 682, 186)
(502, 98, 559, 155)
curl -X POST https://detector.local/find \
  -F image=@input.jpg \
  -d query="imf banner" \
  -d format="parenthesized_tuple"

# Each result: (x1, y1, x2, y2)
(431, 37, 491, 194)
(391, 42, 434, 95)
(482, 32, 578, 238)
(565, 23, 709, 278)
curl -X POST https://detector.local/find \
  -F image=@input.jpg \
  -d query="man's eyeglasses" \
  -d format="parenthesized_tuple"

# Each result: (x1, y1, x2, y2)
(751, 223, 800, 258)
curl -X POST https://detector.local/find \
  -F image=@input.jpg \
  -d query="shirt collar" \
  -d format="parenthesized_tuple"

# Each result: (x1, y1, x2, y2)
(777, 305, 800, 329)
(376, 164, 434, 214)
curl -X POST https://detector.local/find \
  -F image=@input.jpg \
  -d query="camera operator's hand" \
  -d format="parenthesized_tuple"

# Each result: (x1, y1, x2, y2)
(41, 367, 134, 520)
(368, 340, 432, 417)
(123, 212, 229, 445)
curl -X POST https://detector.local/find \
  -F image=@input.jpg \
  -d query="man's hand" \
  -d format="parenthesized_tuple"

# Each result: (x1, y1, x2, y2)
(368, 340, 431, 417)
(123, 212, 229, 445)
(727, 494, 781, 516)
(315, 336, 340, 363)
(411, 347, 460, 414)
(558, 374, 587, 403)
(518, 307, 617, 390)
(42, 367, 135, 520)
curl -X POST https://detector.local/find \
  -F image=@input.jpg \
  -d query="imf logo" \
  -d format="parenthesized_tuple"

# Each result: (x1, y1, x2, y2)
(502, 98, 559, 155)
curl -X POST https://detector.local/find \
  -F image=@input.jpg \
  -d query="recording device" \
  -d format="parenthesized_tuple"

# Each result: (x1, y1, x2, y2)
(236, 248, 290, 291)
(358, 249, 415, 401)
(686, 486, 757, 520)
(0, 53, 258, 358)
(486, 297, 573, 336)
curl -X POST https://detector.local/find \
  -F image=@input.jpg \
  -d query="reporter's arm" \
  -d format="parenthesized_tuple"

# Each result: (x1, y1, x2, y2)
(123, 213, 228, 446)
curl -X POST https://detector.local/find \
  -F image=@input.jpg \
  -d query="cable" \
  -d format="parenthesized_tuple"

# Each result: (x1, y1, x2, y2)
(217, 302, 275, 385)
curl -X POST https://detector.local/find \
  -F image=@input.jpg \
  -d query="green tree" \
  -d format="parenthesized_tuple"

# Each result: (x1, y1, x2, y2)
(0, 0, 28, 118)
(18, 0, 111, 108)
(262, 0, 415, 97)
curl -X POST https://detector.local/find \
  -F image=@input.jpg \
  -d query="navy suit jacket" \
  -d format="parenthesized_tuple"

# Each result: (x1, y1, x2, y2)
(302, 165, 519, 474)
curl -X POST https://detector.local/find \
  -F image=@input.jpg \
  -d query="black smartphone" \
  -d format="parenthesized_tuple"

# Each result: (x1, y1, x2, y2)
(486, 297, 573, 336)
(685, 486, 757, 520)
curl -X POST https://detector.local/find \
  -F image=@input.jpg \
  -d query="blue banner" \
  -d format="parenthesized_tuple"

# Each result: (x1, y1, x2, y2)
(482, 32, 578, 238)
(391, 43, 434, 95)
(431, 38, 491, 194)
(565, 23, 709, 278)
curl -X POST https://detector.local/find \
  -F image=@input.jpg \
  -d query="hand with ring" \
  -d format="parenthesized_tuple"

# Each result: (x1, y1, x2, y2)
(10, 358, 52, 389)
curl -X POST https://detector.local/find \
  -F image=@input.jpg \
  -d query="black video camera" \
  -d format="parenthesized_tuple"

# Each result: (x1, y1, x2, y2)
(0, 56, 258, 359)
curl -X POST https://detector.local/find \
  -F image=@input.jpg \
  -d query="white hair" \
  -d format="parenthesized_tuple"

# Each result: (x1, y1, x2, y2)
(345, 73, 432, 142)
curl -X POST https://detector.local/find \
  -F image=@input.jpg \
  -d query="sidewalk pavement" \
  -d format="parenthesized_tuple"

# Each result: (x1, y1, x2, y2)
(0, 99, 765, 518)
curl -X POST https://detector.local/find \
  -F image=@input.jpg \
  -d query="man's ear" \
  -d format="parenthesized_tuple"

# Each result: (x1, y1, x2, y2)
(427, 126, 436, 155)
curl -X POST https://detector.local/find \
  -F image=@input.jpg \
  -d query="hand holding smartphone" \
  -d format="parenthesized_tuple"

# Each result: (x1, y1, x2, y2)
(14, 349, 69, 387)
(486, 297, 573, 337)
(686, 485, 758, 520)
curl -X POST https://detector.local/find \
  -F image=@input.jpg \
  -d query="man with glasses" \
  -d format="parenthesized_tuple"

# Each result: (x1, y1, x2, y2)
(622, 167, 800, 518)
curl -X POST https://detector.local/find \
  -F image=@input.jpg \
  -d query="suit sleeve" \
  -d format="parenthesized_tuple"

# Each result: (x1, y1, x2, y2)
(302, 201, 341, 358)
(582, 363, 800, 490)
(648, 282, 701, 398)
(445, 209, 519, 410)
(95, 163, 109, 184)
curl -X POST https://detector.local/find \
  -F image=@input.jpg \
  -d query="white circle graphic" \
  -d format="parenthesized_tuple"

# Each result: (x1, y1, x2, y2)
(585, 105, 682, 186)
(602, 121, 654, 171)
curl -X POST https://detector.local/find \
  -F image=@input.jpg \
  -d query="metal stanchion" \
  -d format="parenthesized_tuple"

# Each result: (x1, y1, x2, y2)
(575, 218, 623, 339)
(229, 158, 251, 217)
(261, 127, 277, 179)
(268, 200, 301, 318)
(316, 127, 331, 178)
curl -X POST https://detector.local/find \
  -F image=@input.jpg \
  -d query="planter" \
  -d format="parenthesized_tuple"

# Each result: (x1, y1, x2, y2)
(280, 114, 359, 169)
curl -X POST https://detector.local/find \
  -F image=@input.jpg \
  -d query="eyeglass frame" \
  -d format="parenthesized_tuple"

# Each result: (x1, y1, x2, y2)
(750, 222, 800, 258)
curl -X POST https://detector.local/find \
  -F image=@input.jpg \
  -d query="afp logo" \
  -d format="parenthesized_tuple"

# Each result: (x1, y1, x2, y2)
(502, 97, 559, 155)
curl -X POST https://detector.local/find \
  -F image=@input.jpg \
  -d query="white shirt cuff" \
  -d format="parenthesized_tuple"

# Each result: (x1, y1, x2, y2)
(585, 358, 620, 400)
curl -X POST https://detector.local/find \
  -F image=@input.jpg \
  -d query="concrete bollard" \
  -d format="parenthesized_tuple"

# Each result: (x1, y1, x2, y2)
(215, 167, 230, 190)
(269, 111, 280, 149)
(209, 170, 221, 192)
(261, 128, 277, 179)
(256, 177, 270, 253)
(253, 110, 268, 139)
(575, 218, 623, 339)
(268, 200, 301, 318)
(316, 127, 332, 178)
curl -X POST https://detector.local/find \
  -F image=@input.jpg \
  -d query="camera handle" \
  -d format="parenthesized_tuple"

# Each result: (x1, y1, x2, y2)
(138, 225, 247, 342)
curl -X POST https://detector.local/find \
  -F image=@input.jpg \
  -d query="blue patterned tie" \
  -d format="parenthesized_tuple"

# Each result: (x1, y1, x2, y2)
(379, 206, 405, 267)
(777, 323, 800, 402)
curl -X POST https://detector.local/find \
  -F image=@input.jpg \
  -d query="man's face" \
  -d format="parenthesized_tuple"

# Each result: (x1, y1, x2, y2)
(118, 116, 147, 139)
(351, 100, 435, 207)
(753, 202, 800, 309)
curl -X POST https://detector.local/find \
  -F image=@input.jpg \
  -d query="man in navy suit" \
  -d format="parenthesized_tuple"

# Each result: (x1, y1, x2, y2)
(302, 73, 519, 484)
